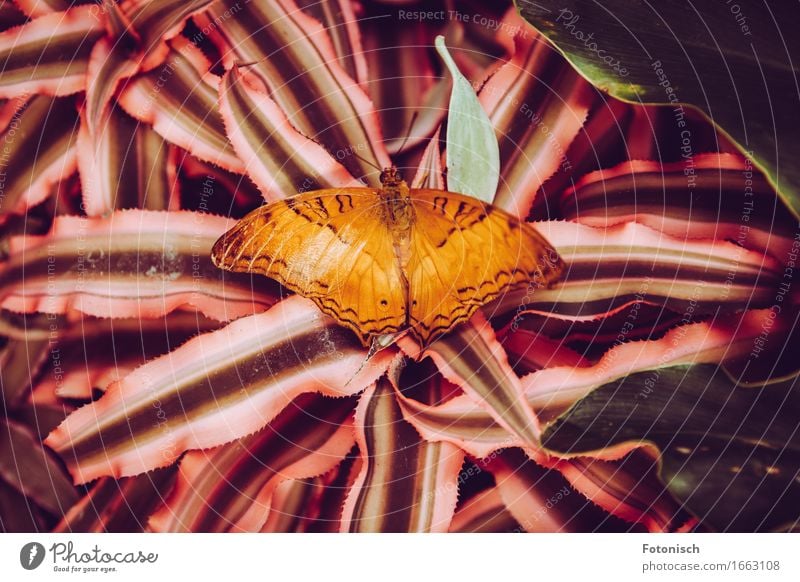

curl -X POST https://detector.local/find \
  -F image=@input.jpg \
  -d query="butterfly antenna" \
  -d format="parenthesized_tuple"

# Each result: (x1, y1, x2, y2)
(350, 151, 382, 172)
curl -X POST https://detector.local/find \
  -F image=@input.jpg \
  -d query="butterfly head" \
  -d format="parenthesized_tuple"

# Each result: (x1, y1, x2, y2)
(379, 166, 404, 188)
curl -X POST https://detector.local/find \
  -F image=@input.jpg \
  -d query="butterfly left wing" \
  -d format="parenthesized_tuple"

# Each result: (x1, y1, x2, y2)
(211, 189, 409, 345)
(407, 189, 564, 348)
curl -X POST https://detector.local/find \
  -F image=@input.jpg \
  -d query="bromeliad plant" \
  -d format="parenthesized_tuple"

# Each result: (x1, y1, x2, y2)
(0, 0, 798, 533)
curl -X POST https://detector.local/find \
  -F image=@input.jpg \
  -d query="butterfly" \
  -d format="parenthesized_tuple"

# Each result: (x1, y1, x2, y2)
(211, 167, 564, 350)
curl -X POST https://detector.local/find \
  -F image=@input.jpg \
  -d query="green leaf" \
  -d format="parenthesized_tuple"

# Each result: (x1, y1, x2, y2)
(542, 364, 800, 532)
(435, 36, 500, 203)
(515, 0, 800, 219)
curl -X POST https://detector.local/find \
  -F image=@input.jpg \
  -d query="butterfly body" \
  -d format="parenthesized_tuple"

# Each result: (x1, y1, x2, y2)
(212, 167, 563, 349)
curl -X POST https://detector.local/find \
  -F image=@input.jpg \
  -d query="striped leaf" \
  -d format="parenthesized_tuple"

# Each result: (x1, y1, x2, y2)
(415, 313, 544, 452)
(490, 220, 783, 322)
(54, 467, 177, 532)
(218, 67, 361, 200)
(296, 0, 367, 87)
(480, 13, 595, 217)
(121, 0, 214, 69)
(449, 486, 521, 533)
(481, 448, 637, 532)
(45, 296, 393, 483)
(202, 0, 390, 182)
(0, 5, 104, 98)
(410, 127, 445, 190)
(500, 326, 589, 376)
(0, 95, 79, 216)
(559, 452, 690, 533)
(260, 477, 327, 533)
(34, 311, 220, 400)
(522, 308, 785, 420)
(304, 450, 360, 532)
(117, 39, 244, 173)
(395, 384, 512, 460)
(78, 103, 179, 215)
(0, 210, 276, 320)
(83, 34, 139, 138)
(341, 377, 463, 532)
(360, 9, 446, 154)
(396, 309, 778, 457)
(149, 393, 357, 532)
(560, 154, 799, 261)
(530, 98, 634, 220)
(176, 153, 263, 216)
(0, 307, 217, 343)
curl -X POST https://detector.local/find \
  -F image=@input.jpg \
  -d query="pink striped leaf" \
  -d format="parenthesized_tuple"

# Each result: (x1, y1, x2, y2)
(560, 154, 799, 261)
(83, 33, 139, 138)
(295, 0, 368, 87)
(405, 312, 544, 452)
(449, 486, 521, 533)
(522, 308, 789, 419)
(45, 296, 393, 483)
(0, 3, 27, 34)
(121, 0, 215, 70)
(0, 307, 217, 343)
(176, 152, 263, 216)
(340, 376, 464, 532)
(481, 11, 595, 217)
(117, 39, 244, 173)
(78, 103, 180, 215)
(489, 220, 783, 322)
(360, 12, 446, 154)
(395, 310, 776, 457)
(303, 450, 360, 532)
(558, 452, 690, 533)
(36, 311, 220, 401)
(499, 325, 590, 376)
(218, 67, 361, 201)
(54, 466, 177, 532)
(260, 477, 327, 533)
(0, 95, 79, 216)
(201, 0, 390, 182)
(0, 210, 276, 321)
(149, 393, 357, 532)
(410, 127, 445, 190)
(481, 448, 645, 532)
(0, 5, 104, 98)
(530, 97, 634, 219)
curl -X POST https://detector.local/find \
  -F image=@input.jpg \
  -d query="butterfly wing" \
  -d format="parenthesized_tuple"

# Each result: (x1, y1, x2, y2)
(407, 189, 564, 347)
(211, 189, 408, 345)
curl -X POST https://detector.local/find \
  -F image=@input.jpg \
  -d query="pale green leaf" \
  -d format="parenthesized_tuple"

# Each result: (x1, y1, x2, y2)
(435, 36, 500, 203)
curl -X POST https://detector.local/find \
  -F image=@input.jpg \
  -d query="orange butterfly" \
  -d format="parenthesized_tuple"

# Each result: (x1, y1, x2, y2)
(211, 167, 564, 349)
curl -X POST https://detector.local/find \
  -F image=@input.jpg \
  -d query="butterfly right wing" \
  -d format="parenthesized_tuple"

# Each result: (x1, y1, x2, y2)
(211, 189, 408, 345)
(407, 189, 564, 348)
